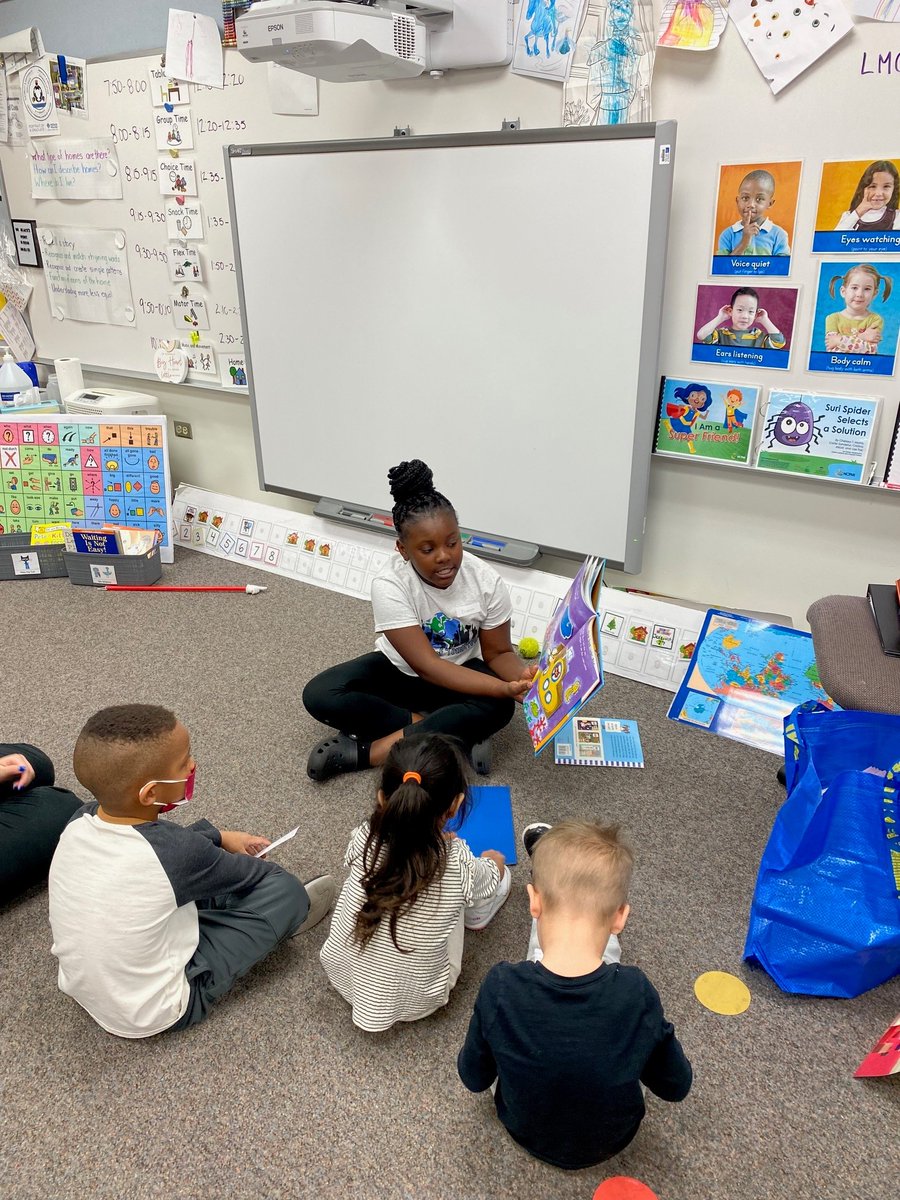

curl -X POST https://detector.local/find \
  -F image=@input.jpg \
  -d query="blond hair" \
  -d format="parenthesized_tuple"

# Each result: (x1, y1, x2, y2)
(531, 820, 633, 921)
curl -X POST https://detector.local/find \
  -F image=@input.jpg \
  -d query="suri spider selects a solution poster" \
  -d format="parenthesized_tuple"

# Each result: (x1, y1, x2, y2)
(755, 389, 881, 482)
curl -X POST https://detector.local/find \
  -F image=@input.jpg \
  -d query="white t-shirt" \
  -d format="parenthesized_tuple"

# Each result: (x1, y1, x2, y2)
(371, 551, 512, 676)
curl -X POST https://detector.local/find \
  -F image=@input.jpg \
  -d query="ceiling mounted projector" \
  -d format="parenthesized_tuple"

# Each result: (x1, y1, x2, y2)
(236, 0, 512, 83)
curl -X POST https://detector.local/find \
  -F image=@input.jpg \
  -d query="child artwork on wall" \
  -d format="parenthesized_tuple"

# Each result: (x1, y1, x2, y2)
(562, 0, 655, 126)
(756, 389, 881, 482)
(655, 376, 761, 464)
(512, 0, 588, 79)
(656, 0, 727, 50)
(692, 282, 799, 370)
(813, 159, 900, 253)
(711, 161, 801, 278)
(809, 261, 900, 376)
(728, 0, 853, 95)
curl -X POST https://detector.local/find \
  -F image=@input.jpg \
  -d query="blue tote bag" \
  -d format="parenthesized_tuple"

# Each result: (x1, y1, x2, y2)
(744, 703, 900, 999)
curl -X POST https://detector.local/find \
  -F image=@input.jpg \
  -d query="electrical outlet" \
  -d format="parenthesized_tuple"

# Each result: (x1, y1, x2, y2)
(174, 421, 193, 439)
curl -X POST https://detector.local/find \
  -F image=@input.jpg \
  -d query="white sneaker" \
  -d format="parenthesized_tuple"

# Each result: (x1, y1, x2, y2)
(464, 866, 512, 930)
(294, 875, 336, 935)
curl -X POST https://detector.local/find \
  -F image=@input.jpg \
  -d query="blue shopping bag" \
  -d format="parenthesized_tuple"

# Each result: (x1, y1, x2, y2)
(744, 703, 900, 999)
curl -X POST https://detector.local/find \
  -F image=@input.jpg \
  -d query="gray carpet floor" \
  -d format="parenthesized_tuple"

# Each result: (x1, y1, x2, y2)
(2, 548, 897, 1200)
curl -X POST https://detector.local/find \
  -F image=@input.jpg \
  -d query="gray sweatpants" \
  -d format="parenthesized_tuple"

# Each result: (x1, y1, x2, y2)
(170, 869, 308, 1030)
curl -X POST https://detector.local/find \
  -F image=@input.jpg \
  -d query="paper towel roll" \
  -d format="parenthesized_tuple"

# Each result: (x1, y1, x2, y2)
(54, 357, 84, 402)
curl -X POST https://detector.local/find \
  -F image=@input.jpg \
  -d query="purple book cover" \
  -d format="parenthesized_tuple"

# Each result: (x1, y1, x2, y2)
(523, 556, 605, 754)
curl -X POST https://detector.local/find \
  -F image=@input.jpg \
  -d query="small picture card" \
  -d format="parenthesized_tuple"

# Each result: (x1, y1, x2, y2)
(711, 161, 801, 278)
(171, 294, 210, 330)
(12, 219, 42, 268)
(692, 283, 798, 371)
(655, 376, 761, 465)
(813, 160, 900, 255)
(90, 562, 118, 585)
(755, 389, 880, 483)
(180, 339, 217, 377)
(154, 109, 194, 151)
(165, 198, 203, 241)
(12, 550, 41, 576)
(148, 67, 190, 107)
(168, 244, 203, 283)
(808, 261, 900, 377)
(158, 156, 197, 196)
(221, 355, 247, 387)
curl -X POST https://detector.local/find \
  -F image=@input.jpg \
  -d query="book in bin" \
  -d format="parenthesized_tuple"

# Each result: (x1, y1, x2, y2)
(523, 557, 605, 754)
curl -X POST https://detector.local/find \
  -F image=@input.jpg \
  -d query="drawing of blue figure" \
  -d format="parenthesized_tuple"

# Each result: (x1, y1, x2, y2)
(586, 0, 641, 126)
(524, 0, 559, 57)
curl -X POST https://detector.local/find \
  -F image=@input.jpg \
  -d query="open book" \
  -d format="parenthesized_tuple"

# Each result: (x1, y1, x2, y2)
(523, 556, 605, 754)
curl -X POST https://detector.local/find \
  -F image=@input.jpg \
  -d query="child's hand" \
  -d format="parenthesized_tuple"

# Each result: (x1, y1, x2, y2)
(221, 830, 271, 856)
(756, 308, 781, 336)
(860, 326, 882, 345)
(481, 849, 506, 878)
(824, 331, 842, 352)
(0, 754, 34, 791)
(717, 304, 732, 322)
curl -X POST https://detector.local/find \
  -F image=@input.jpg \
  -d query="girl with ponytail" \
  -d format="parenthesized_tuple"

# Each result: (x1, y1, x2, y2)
(303, 458, 536, 781)
(320, 734, 510, 1031)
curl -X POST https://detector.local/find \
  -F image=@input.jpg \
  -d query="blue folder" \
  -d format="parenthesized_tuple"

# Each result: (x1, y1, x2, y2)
(447, 785, 517, 865)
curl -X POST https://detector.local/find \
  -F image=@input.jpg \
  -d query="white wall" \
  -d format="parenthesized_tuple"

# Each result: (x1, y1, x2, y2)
(14, 16, 900, 626)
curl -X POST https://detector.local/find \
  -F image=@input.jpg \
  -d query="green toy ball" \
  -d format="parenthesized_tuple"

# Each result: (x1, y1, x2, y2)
(519, 637, 541, 660)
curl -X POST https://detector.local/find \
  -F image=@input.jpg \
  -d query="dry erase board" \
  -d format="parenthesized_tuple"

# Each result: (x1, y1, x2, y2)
(227, 125, 675, 568)
(0, 50, 318, 391)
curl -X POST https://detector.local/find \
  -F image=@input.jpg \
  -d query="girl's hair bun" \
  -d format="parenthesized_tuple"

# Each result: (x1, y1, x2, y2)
(387, 459, 435, 505)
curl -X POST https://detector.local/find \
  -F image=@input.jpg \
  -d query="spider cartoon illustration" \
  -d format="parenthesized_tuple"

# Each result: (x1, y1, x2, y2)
(764, 398, 822, 452)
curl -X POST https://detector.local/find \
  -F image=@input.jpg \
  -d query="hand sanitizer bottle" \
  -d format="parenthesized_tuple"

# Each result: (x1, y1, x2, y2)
(0, 350, 35, 407)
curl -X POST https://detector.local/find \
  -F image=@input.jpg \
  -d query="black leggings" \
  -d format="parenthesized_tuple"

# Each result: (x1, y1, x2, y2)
(302, 652, 516, 750)
(0, 785, 83, 906)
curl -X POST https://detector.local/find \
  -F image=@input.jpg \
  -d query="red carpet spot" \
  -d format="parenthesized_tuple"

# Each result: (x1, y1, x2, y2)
(593, 1177, 658, 1200)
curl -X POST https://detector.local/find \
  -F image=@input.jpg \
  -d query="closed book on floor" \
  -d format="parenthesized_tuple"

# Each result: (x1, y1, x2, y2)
(867, 584, 900, 657)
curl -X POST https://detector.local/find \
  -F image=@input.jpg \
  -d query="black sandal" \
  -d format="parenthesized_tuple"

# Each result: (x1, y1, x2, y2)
(471, 739, 492, 776)
(307, 734, 360, 782)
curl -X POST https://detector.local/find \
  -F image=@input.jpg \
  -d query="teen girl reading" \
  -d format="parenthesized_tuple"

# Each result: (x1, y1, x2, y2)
(824, 264, 891, 353)
(833, 161, 900, 233)
(303, 459, 536, 781)
(319, 733, 511, 1031)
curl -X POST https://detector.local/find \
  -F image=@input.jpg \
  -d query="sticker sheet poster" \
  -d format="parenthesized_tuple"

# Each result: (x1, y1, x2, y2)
(667, 610, 838, 756)
(809, 261, 900, 377)
(711, 161, 801, 278)
(692, 282, 798, 370)
(0, 417, 173, 562)
(813, 159, 900, 254)
(656, 376, 760, 465)
(756, 390, 880, 483)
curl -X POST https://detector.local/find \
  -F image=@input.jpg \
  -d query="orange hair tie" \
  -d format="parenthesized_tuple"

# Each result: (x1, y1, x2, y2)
(402, 771, 422, 784)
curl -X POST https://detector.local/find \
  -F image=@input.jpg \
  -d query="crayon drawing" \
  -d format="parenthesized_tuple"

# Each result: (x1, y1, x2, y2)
(563, 0, 655, 126)
(656, 0, 727, 50)
(513, 0, 588, 80)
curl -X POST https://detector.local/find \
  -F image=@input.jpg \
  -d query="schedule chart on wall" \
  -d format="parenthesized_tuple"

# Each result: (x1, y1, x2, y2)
(0, 415, 173, 560)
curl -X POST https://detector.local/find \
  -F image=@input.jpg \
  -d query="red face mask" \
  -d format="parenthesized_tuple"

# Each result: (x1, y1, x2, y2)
(146, 764, 196, 814)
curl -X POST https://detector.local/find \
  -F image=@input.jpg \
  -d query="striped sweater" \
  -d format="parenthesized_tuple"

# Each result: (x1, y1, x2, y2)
(320, 821, 501, 1032)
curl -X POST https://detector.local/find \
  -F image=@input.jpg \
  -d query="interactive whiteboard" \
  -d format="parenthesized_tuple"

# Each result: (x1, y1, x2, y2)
(226, 124, 675, 569)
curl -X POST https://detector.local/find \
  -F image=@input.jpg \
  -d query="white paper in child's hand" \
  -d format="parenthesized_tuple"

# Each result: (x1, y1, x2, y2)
(254, 825, 300, 857)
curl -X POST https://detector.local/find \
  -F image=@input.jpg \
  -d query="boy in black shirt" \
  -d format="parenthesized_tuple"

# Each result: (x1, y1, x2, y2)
(457, 821, 692, 1170)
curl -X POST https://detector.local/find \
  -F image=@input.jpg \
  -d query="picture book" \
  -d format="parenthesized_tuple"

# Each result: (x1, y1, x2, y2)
(668, 609, 839, 756)
(655, 376, 760, 466)
(854, 1015, 900, 1078)
(64, 527, 122, 555)
(29, 522, 71, 545)
(446, 785, 517, 864)
(553, 717, 644, 768)
(755, 390, 880, 483)
(523, 557, 605, 754)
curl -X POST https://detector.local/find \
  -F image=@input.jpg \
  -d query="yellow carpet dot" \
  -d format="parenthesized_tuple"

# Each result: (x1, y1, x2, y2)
(694, 970, 751, 1015)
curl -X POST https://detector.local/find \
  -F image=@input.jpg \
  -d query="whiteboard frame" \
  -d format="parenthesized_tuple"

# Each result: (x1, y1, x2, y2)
(225, 123, 676, 570)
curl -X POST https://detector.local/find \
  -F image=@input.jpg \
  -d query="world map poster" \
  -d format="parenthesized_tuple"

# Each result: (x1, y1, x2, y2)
(667, 609, 839, 755)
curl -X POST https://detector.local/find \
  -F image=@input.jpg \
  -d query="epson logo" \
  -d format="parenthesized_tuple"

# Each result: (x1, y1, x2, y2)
(268, 22, 285, 30)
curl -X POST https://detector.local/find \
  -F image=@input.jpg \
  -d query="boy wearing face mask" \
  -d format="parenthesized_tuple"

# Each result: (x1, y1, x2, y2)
(48, 704, 335, 1038)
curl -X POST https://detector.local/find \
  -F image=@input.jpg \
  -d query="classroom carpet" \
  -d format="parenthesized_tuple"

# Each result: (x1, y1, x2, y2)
(2, 549, 896, 1200)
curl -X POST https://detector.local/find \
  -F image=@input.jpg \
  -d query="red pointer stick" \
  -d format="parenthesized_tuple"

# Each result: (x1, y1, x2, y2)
(105, 584, 267, 593)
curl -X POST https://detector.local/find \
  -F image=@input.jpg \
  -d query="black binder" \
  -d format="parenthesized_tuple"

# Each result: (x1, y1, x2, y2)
(867, 584, 900, 658)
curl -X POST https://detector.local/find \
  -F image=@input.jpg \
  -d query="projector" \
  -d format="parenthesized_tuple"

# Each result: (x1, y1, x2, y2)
(237, 0, 430, 82)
